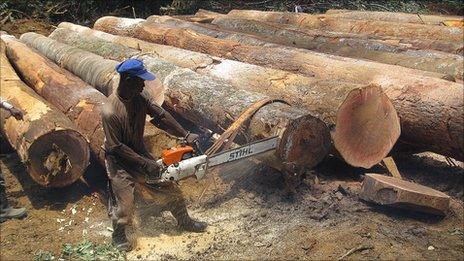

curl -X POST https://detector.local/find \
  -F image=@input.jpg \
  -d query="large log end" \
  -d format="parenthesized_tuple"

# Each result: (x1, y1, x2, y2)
(360, 173, 450, 216)
(28, 129, 90, 187)
(333, 84, 400, 168)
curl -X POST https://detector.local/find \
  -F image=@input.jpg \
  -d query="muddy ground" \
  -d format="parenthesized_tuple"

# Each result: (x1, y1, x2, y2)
(1, 140, 463, 260)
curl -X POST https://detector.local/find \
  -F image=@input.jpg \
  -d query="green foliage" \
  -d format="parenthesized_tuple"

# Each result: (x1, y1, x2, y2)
(1, 0, 171, 25)
(60, 240, 125, 261)
(35, 240, 125, 261)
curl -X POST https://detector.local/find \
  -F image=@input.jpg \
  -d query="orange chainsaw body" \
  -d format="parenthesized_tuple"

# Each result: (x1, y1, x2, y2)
(161, 145, 195, 166)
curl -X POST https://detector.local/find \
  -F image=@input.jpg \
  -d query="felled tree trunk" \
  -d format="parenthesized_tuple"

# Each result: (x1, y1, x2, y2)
(0, 39, 90, 187)
(19, 32, 165, 105)
(50, 25, 400, 169)
(93, 16, 464, 161)
(47, 28, 332, 172)
(324, 9, 464, 26)
(226, 10, 463, 43)
(210, 16, 463, 80)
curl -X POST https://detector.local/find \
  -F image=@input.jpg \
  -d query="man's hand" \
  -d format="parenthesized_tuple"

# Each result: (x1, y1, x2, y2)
(9, 107, 24, 120)
(185, 133, 200, 145)
(143, 159, 160, 176)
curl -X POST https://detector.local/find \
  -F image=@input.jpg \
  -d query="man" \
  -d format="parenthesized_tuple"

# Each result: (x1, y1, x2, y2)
(102, 59, 207, 251)
(0, 98, 27, 222)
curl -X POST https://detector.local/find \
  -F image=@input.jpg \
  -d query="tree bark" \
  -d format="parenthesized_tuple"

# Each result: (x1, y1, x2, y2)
(93, 16, 464, 161)
(0, 39, 90, 187)
(51, 25, 400, 169)
(210, 16, 463, 80)
(47, 28, 332, 172)
(226, 10, 463, 43)
(324, 9, 464, 26)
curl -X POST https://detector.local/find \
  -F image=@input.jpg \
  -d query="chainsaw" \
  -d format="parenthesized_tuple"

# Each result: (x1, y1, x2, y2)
(148, 136, 279, 184)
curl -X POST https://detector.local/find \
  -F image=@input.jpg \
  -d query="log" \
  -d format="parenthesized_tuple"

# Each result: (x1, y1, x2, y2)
(324, 9, 464, 26)
(210, 16, 464, 80)
(47, 28, 332, 172)
(360, 173, 450, 216)
(0, 39, 90, 187)
(225, 10, 463, 43)
(93, 16, 464, 161)
(19, 32, 165, 105)
(51, 25, 400, 169)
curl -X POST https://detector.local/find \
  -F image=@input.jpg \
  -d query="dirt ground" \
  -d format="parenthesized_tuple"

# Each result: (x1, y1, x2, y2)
(1, 141, 463, 260)
(1, 19, 54, 38)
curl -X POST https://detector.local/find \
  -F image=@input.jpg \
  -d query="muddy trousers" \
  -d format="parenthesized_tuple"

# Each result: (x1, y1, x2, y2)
(105, 157, 191, 227)
(0, 168, 9, 212)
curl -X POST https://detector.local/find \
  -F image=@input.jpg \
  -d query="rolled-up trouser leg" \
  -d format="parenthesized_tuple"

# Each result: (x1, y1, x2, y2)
(105, 158, 135, 226)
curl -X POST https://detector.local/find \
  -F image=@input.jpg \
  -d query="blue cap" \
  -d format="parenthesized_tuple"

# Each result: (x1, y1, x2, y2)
(115, 59, 156, 81)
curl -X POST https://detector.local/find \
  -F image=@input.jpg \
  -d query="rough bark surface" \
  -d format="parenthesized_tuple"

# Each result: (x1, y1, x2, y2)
(48, 28, 332, 171)
(20, 32, 165, 105)
(360, 174, 450, 216)
(0, 39, 90, 187)
(226, 10, 463, 43)
(210, 16, 463, 80)
(52, 25, 400, 168)
(324, 9, 464, 26)
(93, 16, 464, 160)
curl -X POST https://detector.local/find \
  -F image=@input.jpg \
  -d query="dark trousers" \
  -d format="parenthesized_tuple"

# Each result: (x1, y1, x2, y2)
(105, 156, 191, 227)
(0, 168, 10, 211)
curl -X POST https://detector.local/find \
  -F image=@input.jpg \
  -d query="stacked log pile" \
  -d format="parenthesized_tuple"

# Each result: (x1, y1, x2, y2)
(41, 29, 333, 173)
(46, 25, 400, 169)
(208, 15, 463, 80)
(225, 10, 464, 54)
(0, 39, 90, 187)
(93, 16, 464, 161)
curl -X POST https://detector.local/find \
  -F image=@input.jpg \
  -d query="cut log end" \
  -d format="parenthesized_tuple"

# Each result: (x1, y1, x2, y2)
(333, 85, 400, 168)
(28, 129, 90, 187)
(277, 115, 332, 170)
